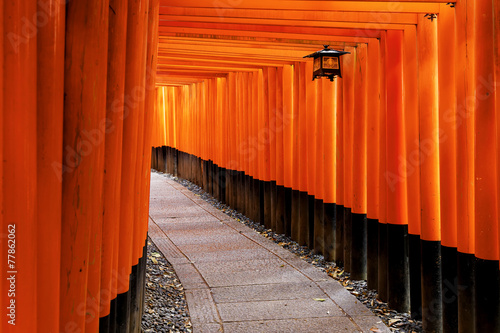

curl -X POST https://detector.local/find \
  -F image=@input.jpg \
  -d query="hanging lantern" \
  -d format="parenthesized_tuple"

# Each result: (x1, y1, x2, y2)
(303, 45, 350, 81)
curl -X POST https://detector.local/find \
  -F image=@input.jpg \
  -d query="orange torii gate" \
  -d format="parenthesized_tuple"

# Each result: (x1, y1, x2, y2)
(1, 0, 500, 332)
(151, 1, 500, 332)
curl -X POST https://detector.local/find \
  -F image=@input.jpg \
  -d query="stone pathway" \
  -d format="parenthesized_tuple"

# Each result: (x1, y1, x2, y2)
(149, 172, 390, 333)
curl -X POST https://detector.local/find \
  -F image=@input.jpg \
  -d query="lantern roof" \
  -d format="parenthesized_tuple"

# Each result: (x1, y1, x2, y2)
(303, 45, 350, 58)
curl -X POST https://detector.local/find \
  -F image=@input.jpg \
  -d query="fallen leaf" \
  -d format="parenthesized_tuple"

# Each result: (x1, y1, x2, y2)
(370, 327, 381, 332)
(151, 257, 158, 264)
(151, 252, 161, 257)
(388, 319, 400, 326)
(313, 298, 326, 302)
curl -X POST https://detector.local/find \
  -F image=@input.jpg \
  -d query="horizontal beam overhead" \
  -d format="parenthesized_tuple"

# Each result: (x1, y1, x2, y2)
(160, 1, 443, 13)
(159, 7, 419, 25)
(156, 1, 454, 85)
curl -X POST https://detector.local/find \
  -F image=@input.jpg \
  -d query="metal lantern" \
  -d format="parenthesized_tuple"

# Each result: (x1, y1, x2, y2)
(303, 45, 350, 81)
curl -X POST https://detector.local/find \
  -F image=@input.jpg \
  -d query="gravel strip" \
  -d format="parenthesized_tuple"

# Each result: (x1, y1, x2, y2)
(154, 170, 423, 333)
(142, 238, 192, 333)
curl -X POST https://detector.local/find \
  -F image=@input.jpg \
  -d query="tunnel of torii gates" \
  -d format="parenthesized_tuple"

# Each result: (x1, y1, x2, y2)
(0, 0, 499, 332)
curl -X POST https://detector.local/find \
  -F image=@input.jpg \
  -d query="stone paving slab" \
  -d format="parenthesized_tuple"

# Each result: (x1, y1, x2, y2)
(194, 258, 310, 287)
(149, 172, 390, 333)
(211, 282, 327, 303)
(217, 298, 344, 322)
(223, 317, 361, 333)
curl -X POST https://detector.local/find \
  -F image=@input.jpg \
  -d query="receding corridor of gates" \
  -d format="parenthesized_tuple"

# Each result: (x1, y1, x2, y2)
(1, 0, 500, 332)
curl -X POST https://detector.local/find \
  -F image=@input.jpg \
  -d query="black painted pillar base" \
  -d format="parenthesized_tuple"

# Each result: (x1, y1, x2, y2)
(207, 160, 213, 195)
(108, 296, 118, 332)
(367, 218, 378, 289)
(308, 194, 315, 248)
(324, 203, 336, 262)
(99, 239, 147, 333)
(252, 178, 260, 224)
(421, 240, 443, 333)
(474, 257, 500, 332)
(161, 146, 167, 173)
(409, 233, 422, 320)
(313, 199, 325, 255)
(343, 207, 352, 272)
(259, 180, 265, 226)
(275, 185, 286, 235)
(351, 213, 367, 280)
(173, 148, 178, 176)
(236, 171, 244, 212)
(335, 205, 344, 266)
(129, 263, 140, 331)
(263, 181, 272, 229)
(284, 187, 292, 237)
(291, 190, 301, 242)
(378, 223, 388, 302)
(231, 169, 238, 211)
(202, 160, 208, 192)
(244, 174, 251, 218)
(213, 164, 220, 200)
(441, 245, 458, 333)
(219, 167, 226, 204)
(270, 181, 278, 230)
(100, 311, 110, 332)
(387, 224, 410, 313)
(457, 252, 475, 333)
(298, 191, 309, 246)
(115, 285, 131, 332)
(152, 147, 157, 170)
(168, 147, 173, 173)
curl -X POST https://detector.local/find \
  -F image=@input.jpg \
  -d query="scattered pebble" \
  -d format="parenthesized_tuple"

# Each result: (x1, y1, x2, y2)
(141, 237, 192, 333)
(153, 170, 423, 332)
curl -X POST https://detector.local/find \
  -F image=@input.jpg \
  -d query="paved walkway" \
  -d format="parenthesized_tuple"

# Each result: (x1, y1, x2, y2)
(149, 172, 390, 333)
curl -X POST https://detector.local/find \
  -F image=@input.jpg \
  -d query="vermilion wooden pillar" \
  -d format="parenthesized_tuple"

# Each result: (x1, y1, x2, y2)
(438, 4, 458, 332)
(298, 62, 309, 246)
(291, 63, 301, 242)
(418, 15, 442, 332)
(403, 24, 422, 320)
(351, 43, 368, 281)
(474, 1, 499, 331)
(132, 0, 149, 267)
(366, 40, 380, 290)
(261, 69, 272, 228)
(0, 9, 3, 329)
(496, 0, 500, 282)
(117, 2, 148, 332)
(342, 46, 355, 272)
(137, 0, 159, 330)
(314, 78, 325, 254)
(101, 2, 128, 329)
(268, 67, 278, 230)
(275, 66, 286, 235)
(36, 0, 65, 331)
(323, 77, 337, 261)
(283, 65, 294, 237)
(385, 29, 409, 313)
(3, 2, 38, 332)
(455, 1, 476, 331)
(335, 74, 345, 266)
(378, 31, 388, 302)
(60, 1, 109, 331)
